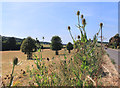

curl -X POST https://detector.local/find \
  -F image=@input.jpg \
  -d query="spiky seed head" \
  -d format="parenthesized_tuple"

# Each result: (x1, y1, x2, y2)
(89, 38, 91, 41)
(77, 11, 80, 16)
(13, 57, 18, 65)
(97, 33, 99, 35)
(100, 23, 103, 29)
(68, 26, 71, 30)
(78, 35, 80, 39)
(82, 18, 86, 26)
(81, 14, 84, 19)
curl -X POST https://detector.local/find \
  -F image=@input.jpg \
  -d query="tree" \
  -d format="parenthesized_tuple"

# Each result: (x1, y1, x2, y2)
(108, 33, 120, 49)
(20, 37, 37, 59)
(50, 36, 63, 55)
(7, 37, 16, 50)
(66, 42, 73, 53)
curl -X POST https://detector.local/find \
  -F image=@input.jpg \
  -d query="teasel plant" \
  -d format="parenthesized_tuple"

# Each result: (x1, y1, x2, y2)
(9, 57, 18, 87)
(67, 10, 104, 86)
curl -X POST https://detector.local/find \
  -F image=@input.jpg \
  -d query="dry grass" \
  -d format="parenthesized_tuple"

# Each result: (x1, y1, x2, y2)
(1, 49, 74, 86)
(1, 49, 119, 86)
(99, 55, 119, 86)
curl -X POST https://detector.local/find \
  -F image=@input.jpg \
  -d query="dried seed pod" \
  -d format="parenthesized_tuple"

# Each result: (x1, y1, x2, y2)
(81, 14, 84, 19)
(78, 35, 80, 39)
(82, 18, 86, 26)
(4, 77, 7, 80)
(47, 58, 49, 61)
(77, 11, 80, 16)
(68, 26, 71, 30)
(100, 23, 103, 29)
(89, 38, 91, 41)
(8, 77, 11, 79)
(23, 71, 25, 74)
(13, 57, 18, 65)
(97, 33, 99, 35)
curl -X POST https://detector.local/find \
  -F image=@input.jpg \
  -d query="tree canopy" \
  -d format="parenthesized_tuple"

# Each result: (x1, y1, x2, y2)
(20, 37, 36, 59)
(66, 42, 73, 53)
(50, 36, 63, 55)
(7, 37, 16, 50)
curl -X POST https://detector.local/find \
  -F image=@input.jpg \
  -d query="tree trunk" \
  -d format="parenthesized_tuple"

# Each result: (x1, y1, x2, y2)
(27, 52, 32, 60)
(55, 50, 58, 55)
(68, 50, 70, 53)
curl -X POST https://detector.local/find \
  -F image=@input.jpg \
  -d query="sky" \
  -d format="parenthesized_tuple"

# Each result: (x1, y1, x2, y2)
(1, 2, 118, 44)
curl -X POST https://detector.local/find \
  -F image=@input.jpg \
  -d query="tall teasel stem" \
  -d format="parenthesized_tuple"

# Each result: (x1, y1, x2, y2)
(78, 15, 80, 28)
(68, 26, 75, 43)
(100, 23, 103, 54)
(9, 57, 18, 87)
(9, 64, 15, 87)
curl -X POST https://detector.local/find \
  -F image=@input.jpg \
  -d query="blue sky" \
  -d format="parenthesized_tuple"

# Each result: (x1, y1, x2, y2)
(2, 2, 118, 44)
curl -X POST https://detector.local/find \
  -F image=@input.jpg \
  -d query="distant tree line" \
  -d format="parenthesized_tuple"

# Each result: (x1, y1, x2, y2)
(2, 37, 22, 51)
(1, 36, 52, 51)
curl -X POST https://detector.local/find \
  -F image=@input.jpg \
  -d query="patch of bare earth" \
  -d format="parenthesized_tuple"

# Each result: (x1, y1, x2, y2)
(99, 55, 119, 87)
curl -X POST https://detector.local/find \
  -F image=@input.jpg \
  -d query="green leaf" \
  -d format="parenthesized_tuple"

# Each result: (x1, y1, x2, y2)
(38, 48, 41, 52)
(64, 54, 67, 60)
(38, 76, 42, 79)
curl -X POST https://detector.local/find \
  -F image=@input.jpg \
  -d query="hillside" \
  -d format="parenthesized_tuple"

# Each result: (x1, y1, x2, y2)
(2, 36, 51, 45)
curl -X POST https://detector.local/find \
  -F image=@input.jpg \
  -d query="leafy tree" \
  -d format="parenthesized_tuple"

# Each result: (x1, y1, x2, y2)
(7, 37, 16, 50)
(108, 33, 120, 49)
(50, 36, 63, 55)
(20, 37, 37, 59)
(66, 42, 73, 53)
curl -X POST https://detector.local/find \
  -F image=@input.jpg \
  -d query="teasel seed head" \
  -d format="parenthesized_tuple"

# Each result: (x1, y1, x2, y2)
(100, 23, 103, 29)
(81, 14, 84, 19)
(82, 18, 86, 26)
(89, 38, 91, 41)
(68, 26, 71, 31)
(13, 57, 18, 65)
(77, 11, 80, 16)
(97, 33, 99, 35)
(78, 35, 80, 39)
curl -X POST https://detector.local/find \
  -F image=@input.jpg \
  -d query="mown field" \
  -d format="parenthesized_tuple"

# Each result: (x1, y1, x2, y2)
(1, 48, 75, 86)
(1, 48, 119, 86)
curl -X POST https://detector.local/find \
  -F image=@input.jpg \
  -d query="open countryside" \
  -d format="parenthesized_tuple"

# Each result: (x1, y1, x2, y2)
(0, 2, 119, 87)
